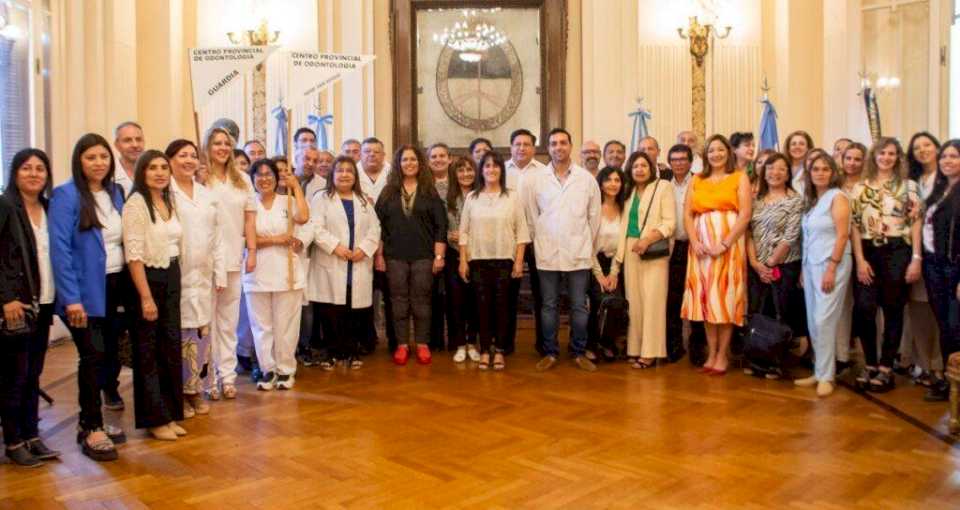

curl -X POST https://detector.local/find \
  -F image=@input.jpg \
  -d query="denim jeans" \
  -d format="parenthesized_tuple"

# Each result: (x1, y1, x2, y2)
(923, 252, 960, 368)
(538, 269, 590, 357)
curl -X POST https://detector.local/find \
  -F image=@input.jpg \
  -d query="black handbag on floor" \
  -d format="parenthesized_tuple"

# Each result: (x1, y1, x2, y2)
(743, 290, 793, 369)
(597, 292, 628, 340)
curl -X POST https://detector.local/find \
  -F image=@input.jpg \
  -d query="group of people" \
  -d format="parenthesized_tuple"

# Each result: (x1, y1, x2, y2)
(1, 118, 958, 469)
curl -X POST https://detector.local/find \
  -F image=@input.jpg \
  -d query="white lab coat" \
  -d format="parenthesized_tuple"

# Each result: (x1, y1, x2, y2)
(171, 179, 226, 329)
(306, 190, 380, 308)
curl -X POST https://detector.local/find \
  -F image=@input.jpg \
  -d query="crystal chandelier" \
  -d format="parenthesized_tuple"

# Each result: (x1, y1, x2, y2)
(432, 9, 507, 63)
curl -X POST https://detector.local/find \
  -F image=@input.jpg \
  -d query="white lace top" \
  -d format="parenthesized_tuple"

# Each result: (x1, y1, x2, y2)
(122, 193, 181, 269)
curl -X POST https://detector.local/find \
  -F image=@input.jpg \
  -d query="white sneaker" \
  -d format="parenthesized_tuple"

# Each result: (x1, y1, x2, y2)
(276, 374, 295, 390)
(257, 371, 277, 391)
(467, 345, 481, 362)
(453, 346, 467, 363)
(794, 375, 817, 387)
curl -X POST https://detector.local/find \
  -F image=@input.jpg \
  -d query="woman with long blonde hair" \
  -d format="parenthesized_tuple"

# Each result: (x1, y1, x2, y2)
(203, 126, 257, 400)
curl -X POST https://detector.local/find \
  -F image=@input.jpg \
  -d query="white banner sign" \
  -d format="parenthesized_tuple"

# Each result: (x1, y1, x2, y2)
(286, 52, 376, 102)
(189, 46, 278, 110)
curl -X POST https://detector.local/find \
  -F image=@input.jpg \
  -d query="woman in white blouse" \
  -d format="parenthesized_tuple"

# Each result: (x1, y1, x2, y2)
(0, 148, 60, 466)
(166, 139, 225, 419)
(122, 150, 185, 441)
(587, 166, 626, 362)
(308, 156, 380, 369)
(243, 159, 309, 390)
(204, 127, 256, 400)
(458, 152, 529, 370)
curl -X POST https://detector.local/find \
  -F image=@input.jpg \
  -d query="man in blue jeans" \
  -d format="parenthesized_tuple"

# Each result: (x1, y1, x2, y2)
(522, 128, 601, 371)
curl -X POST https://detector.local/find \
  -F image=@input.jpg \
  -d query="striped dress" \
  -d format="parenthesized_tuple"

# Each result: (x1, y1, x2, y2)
(680, 171, 748, 326)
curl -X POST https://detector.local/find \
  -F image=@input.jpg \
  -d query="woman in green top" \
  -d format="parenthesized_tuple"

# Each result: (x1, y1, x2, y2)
(615, 152, 677, 369)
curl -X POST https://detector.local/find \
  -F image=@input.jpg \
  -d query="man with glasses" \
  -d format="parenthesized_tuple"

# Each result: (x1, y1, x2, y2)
(665, 144, 706, 364)
(580, 141, 602, 177)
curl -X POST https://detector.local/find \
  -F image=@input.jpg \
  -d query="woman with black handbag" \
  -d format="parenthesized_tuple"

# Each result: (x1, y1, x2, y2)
(799, 153, 852, 397)
(616, 152, 676, 369)
(586, 166, 626, 362)
(0, 148, 60, 467)
(745, 153, 804, 378)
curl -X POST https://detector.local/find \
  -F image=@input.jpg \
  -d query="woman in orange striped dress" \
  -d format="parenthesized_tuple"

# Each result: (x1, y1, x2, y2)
(681, 134, 752, 375)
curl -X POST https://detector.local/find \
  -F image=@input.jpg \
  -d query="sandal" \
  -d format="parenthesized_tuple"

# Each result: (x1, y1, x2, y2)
(632, 359, 656, 369)
(350, 357, 363, 370)
(493, 353, 505, 371)
(222, 384, 238, 399)
(77, 428, 118, 462)
(478, 353, 490, 371)
(206, 387, 221, 401)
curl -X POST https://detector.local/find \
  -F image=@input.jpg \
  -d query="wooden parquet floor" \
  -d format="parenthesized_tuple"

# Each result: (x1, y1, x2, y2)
(3, 321, 960, 509)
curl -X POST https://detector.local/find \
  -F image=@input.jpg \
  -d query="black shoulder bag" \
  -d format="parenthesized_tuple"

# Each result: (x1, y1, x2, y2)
(636, 179, 671, 260)
(1, 209, 39, 337)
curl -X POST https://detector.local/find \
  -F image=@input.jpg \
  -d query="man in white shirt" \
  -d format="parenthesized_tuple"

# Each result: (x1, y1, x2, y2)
(359, 137, 396, 353)
(522, 128, 602, 372)
(505, 128, 545, 191)
(677, 130, 704, 175)
(603, 140, 626, 171)
(580, 140, 602, 177)
(359, 137, 391, 202)
(113, 121, 144, 197)
(665, 143, 706, 365)
(505, 128, 546, 354)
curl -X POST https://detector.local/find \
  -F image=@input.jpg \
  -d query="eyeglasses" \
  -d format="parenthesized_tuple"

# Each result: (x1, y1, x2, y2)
(668, 157, 690, 163)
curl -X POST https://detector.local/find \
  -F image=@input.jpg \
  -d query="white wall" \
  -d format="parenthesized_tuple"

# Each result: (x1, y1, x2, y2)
(583, 0, 763, 157)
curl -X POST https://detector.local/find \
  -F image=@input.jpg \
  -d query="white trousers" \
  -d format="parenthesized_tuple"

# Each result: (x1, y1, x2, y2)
(211, 271, 242, 385)
(245, 290, 302, 376)
(803, 255, 852, 382)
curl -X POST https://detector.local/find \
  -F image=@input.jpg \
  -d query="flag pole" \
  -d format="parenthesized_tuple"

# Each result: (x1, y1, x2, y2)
(286, 106, 295, 291)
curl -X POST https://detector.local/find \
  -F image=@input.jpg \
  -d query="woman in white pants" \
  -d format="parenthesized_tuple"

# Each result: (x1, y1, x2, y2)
(204, 127, 256, 400)
(798, 152, 852, 398)
(244, 159, 309, 390)
(166, 139, 224, 417)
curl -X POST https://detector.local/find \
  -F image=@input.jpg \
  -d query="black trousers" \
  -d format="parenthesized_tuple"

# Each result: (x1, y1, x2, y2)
(0, 303, 53, 446)
(471, 260, 514, 353)
(523, 248, 545, 354)
(368, 270, 398, 353)
(667, 240, 705, 362)
(101, 270, 131, 395)
(429, 273, 447, 351)
(444, 249, 476, 349)
(132, 262, 183, 429)
(317, 285, 370, 360)
(854, 239, 912, 368)
(68, 271, 125, 431)
(587, 253, 623, 353)
(923, 252, 960, 369)
(747, 260, 805, 334)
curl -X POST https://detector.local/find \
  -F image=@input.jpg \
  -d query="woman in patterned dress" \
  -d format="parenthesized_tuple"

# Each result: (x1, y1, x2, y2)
(681, 134, 752, 375)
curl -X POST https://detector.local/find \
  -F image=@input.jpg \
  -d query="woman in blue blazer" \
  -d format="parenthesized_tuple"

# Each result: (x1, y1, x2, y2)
(49, 133, 127, 462)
